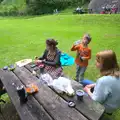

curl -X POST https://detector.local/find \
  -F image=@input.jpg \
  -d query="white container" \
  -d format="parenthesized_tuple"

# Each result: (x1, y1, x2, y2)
(74, 40, 81, 45)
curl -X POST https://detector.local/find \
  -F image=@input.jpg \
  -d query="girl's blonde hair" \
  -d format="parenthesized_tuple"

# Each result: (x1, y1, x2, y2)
(96, 50, 119, 77)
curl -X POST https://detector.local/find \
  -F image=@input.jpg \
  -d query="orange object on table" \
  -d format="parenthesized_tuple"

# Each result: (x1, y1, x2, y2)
(26, 84, 39, 94)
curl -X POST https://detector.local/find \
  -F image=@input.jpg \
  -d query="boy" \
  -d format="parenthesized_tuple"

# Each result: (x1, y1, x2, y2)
(71, 34, 91, 83)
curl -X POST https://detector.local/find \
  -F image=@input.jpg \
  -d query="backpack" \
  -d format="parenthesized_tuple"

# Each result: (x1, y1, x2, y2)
(60, 53, 75, 66)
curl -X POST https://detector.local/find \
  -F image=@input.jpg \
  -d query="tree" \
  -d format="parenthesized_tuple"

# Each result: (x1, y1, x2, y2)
(0, 0, 4, 3)
(26, 0, 90, 15)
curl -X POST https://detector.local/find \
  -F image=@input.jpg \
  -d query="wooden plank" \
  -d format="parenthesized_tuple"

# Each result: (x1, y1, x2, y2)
(60, 80, 105, 120)
(0, 113, 4, 120)
(25, 63, 41, 78)
(25, 64, 105, 120)
(14, 66, 88, 120)
(1, 102, 20, 120)
(27, 95, 53, 120)
(0, 69, 36, 120)
(0, 69, 53, 120)
(25, 63, 40, 76)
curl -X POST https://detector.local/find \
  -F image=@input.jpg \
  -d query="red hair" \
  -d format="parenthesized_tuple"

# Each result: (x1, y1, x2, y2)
(96, 50, 119, 77)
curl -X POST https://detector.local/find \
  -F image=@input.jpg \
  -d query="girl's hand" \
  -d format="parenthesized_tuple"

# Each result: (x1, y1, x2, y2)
(85, 84, 96, 89)
(34, 60, 42, 64)
(83, 86, 91, 93)
(42, 59, 46, 62)
(83, 85, 94, 97)
(40, 59, 46, 63)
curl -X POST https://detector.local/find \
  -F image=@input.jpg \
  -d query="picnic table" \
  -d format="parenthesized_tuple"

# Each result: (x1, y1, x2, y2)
(0, 63, 105, 120)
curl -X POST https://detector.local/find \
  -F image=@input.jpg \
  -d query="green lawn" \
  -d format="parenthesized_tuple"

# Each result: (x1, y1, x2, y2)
(0, 14, 120, 119)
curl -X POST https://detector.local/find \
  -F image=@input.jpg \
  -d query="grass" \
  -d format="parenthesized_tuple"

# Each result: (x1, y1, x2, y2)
(0, 14, 120, 79)
(0, 14, 120, 119)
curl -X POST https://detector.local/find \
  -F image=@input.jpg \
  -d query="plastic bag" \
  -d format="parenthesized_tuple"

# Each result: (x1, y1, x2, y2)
(39, 73, 53, 86)
(52, 77, 74, 96)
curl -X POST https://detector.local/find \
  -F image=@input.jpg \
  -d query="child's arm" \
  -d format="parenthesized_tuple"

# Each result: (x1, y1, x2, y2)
(71, 45, 80, 51)
(91, 78, 109, 104)
(83, 83, 96, 97)
(85, 83, 96, 88)
(83, 86, 93, 97)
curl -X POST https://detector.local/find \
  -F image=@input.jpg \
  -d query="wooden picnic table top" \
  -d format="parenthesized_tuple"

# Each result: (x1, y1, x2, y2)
(0, 63, 105, 120)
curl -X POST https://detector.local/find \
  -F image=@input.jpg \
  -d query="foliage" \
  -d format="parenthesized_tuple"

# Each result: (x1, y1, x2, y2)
(27, 0, 71, 15)
(26, 0, 90, 15)
(0, 5, 18, 16)
(0, 0, 90, 15)
(0, 0, 26, 16)
(0, 0, 3, 3)
(0, 4, 27, 16)
(0, 0, 25, 5)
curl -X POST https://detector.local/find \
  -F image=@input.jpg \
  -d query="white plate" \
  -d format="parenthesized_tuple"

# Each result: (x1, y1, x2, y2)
(15, 59, 32, 67)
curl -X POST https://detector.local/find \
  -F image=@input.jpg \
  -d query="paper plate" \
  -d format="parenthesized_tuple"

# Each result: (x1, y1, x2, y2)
(15, 59, 32, 67)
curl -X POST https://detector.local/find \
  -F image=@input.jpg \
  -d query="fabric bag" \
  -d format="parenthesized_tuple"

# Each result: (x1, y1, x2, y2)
(60, 53, 74, 66)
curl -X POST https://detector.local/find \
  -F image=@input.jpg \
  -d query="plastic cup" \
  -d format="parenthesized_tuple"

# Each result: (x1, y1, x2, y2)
(76, 90, 84, 101)
(16, 85, 27, 103)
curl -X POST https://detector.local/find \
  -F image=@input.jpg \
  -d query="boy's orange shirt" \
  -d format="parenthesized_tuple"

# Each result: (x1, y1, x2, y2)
(71, 44, 91, 67)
